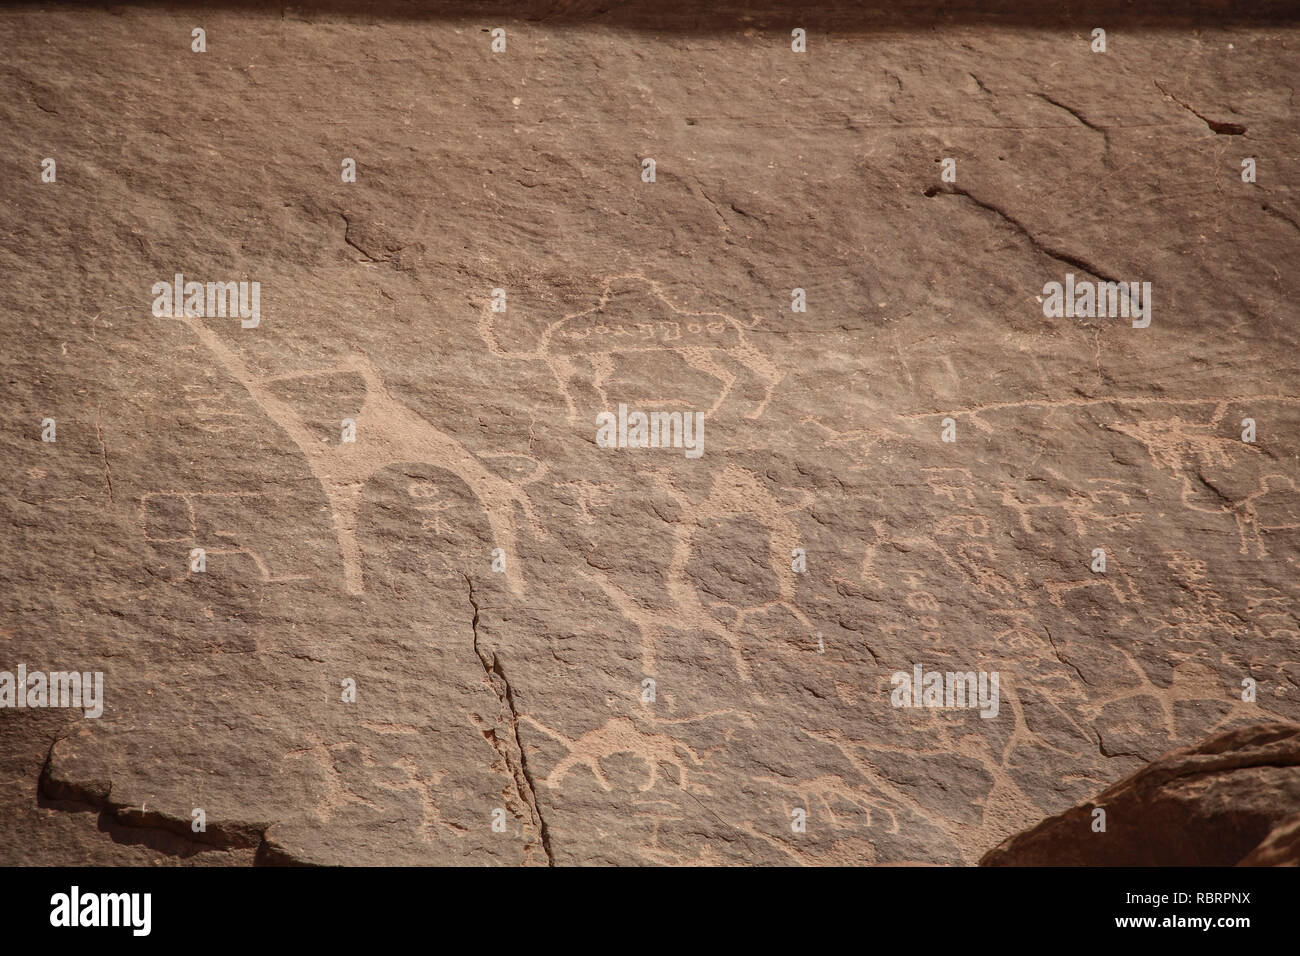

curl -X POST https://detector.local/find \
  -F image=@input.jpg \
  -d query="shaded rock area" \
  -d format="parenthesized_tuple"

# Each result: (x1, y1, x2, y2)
(1, 1, 1298, 865)
(981, 722, 1300, 865)
(1239, 811, 1300, 865)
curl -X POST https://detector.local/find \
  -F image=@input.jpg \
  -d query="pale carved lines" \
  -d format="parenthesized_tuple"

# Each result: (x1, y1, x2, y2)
(476, 273, 786, 425)
(139, 490, 310, 584)
(579, 465, 813, 682)
(519, 709, 753, 794)
(172, 315, 539, 596)
(901, 393, 1300, 423)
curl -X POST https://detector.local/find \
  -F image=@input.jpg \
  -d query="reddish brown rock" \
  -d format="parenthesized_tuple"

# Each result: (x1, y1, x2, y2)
(2, 3, 1298, 866)
(981, 723, 1300, 866)
(1239, 812, 1300, 866)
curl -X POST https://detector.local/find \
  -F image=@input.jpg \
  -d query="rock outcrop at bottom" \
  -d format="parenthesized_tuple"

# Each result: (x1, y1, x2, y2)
(980, 723, 1300, 866)
(1238, 813, 1300, 867)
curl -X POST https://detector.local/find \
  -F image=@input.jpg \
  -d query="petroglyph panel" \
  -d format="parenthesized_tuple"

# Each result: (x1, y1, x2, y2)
(2, 1, 1298, 868)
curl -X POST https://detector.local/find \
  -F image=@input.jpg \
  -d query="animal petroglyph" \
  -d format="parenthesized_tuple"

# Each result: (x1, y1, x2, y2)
(140, 490, 310, 583)
(521, 715, 705, 792)
(758, 772, 903, 835)
(1232, 474, 1300, 558)
(478, 274, 786, 423)
(580, 465, 813, 681)
(172, 316, 537, 595)
(1108, 408, 1297, 555)
(9, 4, 1300, 871)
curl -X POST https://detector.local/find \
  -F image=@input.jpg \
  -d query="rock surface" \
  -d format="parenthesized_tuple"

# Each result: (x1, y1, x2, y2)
(1, 1, 1298, 865)
(1239, 811, 1300, 865)
(981, 722, 1300, 865)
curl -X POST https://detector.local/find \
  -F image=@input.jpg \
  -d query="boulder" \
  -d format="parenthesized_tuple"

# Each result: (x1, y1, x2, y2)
(981, 723, 1300, 866)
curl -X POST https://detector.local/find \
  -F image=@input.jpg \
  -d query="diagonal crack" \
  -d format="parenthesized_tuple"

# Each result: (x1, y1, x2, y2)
(94, 404, 114, 503)
(463, 572, 555, 866)
(693, 185, 731, 233)
(339, 212, 380, 262)
(24, 79, 60, 115)
(1094, 730, 1144, 760)
(1045, 626, 1091, 686)
(1155, 81, 1247, 135)
(1261, 202, 1300, 235)
(1034, 92, 1105, 133)
(1034, 92, 1112, 166)
(935, 185, 1125, 284)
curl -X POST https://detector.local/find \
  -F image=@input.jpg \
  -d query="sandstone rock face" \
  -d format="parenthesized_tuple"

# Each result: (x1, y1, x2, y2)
(981, 723, 1300, 865)
(2, 2, 1298, 865)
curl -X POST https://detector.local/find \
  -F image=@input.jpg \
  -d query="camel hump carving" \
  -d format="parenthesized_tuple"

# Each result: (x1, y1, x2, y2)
(179, 316, 533, 596)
